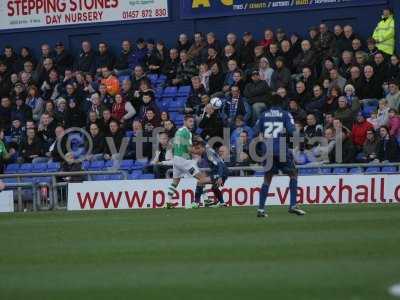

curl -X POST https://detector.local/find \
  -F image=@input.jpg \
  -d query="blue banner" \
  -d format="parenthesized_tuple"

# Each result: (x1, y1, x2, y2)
(181, 0, 388, 19)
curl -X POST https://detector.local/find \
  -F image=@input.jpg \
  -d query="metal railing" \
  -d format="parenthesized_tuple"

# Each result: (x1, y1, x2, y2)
(1, 163, 399, 212)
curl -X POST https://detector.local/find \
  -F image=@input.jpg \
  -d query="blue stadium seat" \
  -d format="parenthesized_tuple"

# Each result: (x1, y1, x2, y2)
(18, 163, 32, 173)
(162, 86, 178, 97)
(140, 174, 155, 179)
(177, 85, 191, 96)
(255, 170, 264, 177)
(5, 163, 20, 174)
(157, 99, 170, 111)
(319, 167, 332, 174)
(155, 87, 163, 98)
(381, 166, 398, 173)
(168, 100, 183, 112)
(299, 168, 319, 175)
(128, 171, 142, 180)
(33, 177, 52, 184)
(89, 160, 105, 170)
(365, 167, 381, 174)
(118, 75, 130, 84)
(82, 161, 91, 171)
(332, 167, 348, 174)
(32, 163, 48, 173)
(147, 74, 158, 82)
(92, 175, 108, 181)
(120, 160, 134, 171)
(349, 167, 363, 174)
(3, 177, 18, 184)
(109, 174, 124, 180)
(125, 130, 134, 138)
(156, 74, 167, 83)
(47, 162, 60, 172)
(132, 159, 148, 170)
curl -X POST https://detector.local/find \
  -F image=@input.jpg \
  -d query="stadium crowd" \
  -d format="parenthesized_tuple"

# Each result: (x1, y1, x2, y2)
(0, 7, 399, 177)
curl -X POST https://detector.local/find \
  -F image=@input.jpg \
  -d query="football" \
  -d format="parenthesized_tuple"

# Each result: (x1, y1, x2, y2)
(210, 97, 223, 109)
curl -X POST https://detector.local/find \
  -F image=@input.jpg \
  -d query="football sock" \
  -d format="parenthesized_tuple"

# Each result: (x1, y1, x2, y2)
(212, 187, 224, 204)
(167, 183, 178, 202)
(258, 183, 270, 211)
(195, 185, 203, 203)
(289, 178, 298, 208)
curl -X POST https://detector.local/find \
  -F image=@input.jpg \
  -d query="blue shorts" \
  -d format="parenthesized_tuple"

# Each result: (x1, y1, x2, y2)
(263, 154, 296, 176)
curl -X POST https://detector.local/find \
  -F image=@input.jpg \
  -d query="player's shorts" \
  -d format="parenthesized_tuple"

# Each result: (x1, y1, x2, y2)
(172, 156, 200, 178)
(210, 167, 228, 187)
(263, 153, 296, 176)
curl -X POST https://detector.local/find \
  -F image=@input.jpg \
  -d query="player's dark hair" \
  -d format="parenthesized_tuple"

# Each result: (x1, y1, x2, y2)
(184, 114, 194, 121)
(269, 94, 282, 107)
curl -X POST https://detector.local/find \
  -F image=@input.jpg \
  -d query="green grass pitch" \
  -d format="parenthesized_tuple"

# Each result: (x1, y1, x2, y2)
(0, 205, 399, 300)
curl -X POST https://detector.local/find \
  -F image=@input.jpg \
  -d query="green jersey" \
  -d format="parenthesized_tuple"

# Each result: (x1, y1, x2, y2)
(173, 127, 192, 159)
(0, 140, 7, 159)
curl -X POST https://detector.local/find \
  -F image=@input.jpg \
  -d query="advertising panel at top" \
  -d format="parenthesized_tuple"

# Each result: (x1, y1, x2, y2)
(0, 0, 169, 31)
(180, 0, 388, 19)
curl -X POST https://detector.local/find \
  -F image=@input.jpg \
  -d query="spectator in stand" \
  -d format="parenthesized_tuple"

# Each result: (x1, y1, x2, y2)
(288, 99, 307, 123)
(355, 51, 368, 68)
(318, 23, 336, 57)
(372, 7, 395, 56)
(163, 48, 180, 84)
(359, 128, 379, 162)
(388, 108, 400, 140)
(341, 25, 357, 53)
(147, 41, 168, 74)
(324, 86, 340, 115)
(230, 115, 255, 146)
(304, 113, 323, 144)
(329, 127, 356, 164)
(54, 42, 73, 74)
(377, 125, 400, 162)
(359, 65, 383, 104)
(111, 94, 136, 126)
(53, 97, 67, 125)
(352, 112, 374, 150)
(225, 32, 239, 49)
(89, 93, 107, 118)
(74, 41, 96, 74)
(338, 51, 354, 79)
(172, 50, 198, 86)
(347, 65, 363, 96)
(294, 81, 311, 108)
(16, 47, 37, 72)
(139, 92, 159, 119)
(258, 57, 274, 87)
(0, 97, 12, 130)
(131, 65, 146, 91)
(366, 38, 379, 63)
(177, 33, 192, 52)
(334, 96, 360, 130)
(37, 112, 56, 150)
(104, 119, 124, 161)
(223, 60, 239, 92)
(86, 123, 106, 161)
(65, 99, 85, 128)
(26, 85, 44, 122)
(12, 94, 32, 124)
(231, 70, 246, 94)
(343, 84, 359, 106)
(128, 38, 148, 70)
(351, 38, 364, 54)
(271, 57, 291, 90)
(86, 111, 101, 132)
(385, 81, 400, 110)
(19, 127, 44, 163)
(101, 109, 112, 136)
(388, 54, 400, 80)
(266, 43, 279, 68)
(377, 98, 390, 126)
(47, 125, 67, 162)
(293, 40, 316, 74)
(260, 29, 275, 49)
(160, 111, 170, 127)
(244, 69, 271, 124)
(199, 104, 224, 141)
(188, 32, 206, 63)
(373, 52, 390, 83)
(221, 45, 239, 73)
(163, 119, 176, 139)
(223, 85, 251, 127)
(185, 76, 207, 115)
(239, 32, 256, 71)
(198, 63, 210, 92)
(100, 66, 120, 97)
(0, 128, 16, 172)
(151, 131, 173, 179)
(114, 40, 132, 76)
(208, 63, 225, 95)
(329, 68, 346, 91)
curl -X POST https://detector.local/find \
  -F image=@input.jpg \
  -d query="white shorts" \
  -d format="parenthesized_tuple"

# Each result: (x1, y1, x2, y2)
(173, 156, 200, 178)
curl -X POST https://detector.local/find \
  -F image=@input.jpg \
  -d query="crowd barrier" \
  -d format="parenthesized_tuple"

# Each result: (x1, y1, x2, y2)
(0, 163, 399, 212)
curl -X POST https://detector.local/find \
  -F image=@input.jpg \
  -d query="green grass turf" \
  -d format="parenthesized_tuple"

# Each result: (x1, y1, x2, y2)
(0, 205, 399, 300)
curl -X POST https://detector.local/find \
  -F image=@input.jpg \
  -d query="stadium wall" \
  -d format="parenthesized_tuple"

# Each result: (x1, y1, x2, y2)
(0, 0, 398, 56)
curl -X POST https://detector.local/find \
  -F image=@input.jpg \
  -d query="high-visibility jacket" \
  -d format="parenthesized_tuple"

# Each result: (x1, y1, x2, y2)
(372, 15, 396, 55)
(101, 75, 120, 97)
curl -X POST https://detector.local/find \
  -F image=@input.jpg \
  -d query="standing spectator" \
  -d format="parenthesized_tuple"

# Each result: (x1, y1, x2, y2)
(372, 8, 396, 56)
(65, 99, 85, 128)
(239, 32, 256, 70)
(244, 70, 271, 123)
(147, 41, 168, 74)
(208, 63, 225, 95)
(188, 32, 206, 63)
(151, 131, 172, 178)
(114, 40, 132, 75)
(128, 38, 148, 70)
(54, 42, 73, 74)
(74, 41, 96, 74)
(377, 99, 390, 127)
(19, 128, 44, 163)
(360, 129, 379, 162)
(26, 85, 44, 121)
(377, 125, 400, 162)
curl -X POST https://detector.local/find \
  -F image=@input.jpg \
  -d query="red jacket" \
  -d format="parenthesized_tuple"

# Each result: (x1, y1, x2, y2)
(388, 115, 400, 137)
(259, 39, 274, 49)
(111, 102, 126, 121)
(352, 121, 373, 146)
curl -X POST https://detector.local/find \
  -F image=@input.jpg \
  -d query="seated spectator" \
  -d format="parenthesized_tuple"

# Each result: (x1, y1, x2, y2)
(244, 70, 271, 124)
(305, 85, 325, 119)
(304, 113, 323, 146)
(37, 112, 56, 150)
(288, 99, 307, 123)
(231, 130, 252, 166)
(198, 63, 211, 92)
(223, 60, 239, 92)
(388, 108, 400, 139)
(54, 42, 74, 75)
(95, 42, 115, 74)
(147, 41, 168, 74)
(270, 57, 291, 90)
(199, 104, 224, 141)
(205, 47, 220, 69)
(114, 40, 132, 75)
(48, 125, 67, 162)
(98, 83, 114, 109)
(86, 111, 101, 132)
(11, 96, 32, 123)
(139, 92, 159, 119)
(208, 62, 225, 95)
(239, 32, 256, 71)
(100, 66, 120, 97)
(388, 55, 400, 80)
(59, 152, 84, 182)
(163, 119, 177, 139)
(294, 81, 311, 107)
(358, 65, 383, 103)
(172, 50, 198, 86)
(111, 94, 136, 126)
(324, 86, 340, 115)
(329, 128, 356, 163)
(74, 41, 96, 74)
(312, 127, 336, 163)
(40, 68, 61, 101)
(372, 52, 390, 83)
(334, 96, 360, 130)
(128, 38, 148, 70)
(223, 85, 251, 127)
(351, 112, 373, 150)
(125, 119, 143, 160)
(0, 97, 13, 130)
(8, 118, 25, 148)
(329, 68, 346, 91)
(151, 131, 173, 178)
(26, 85, 44, 121)
(19, 127, 44, 163)
(131, 65, 146, 91)
(258, 57, 274, 87)
(11, 82, 27, 102)
(230, 115, 254, 147)
(89, 93, 107, 118)
(293, 40, 316, 74)
(163, 48, 180, 83)
(54, 97, 67, 125)
(185, 76, 207, 115)
(143, 108, 161, 137)
(367, 111, 379, 130)
(360, 129, 379, 162)
(86, 123, 106, 161)
(385, 81, 400, 111)
(65, 99, 85, 128)
(343, 84, 359, 106)
(104, 120, 125, 161)
(188, 32, 207, 63)
(377, 99, 390, 127)
(377, 125, 400, 162)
